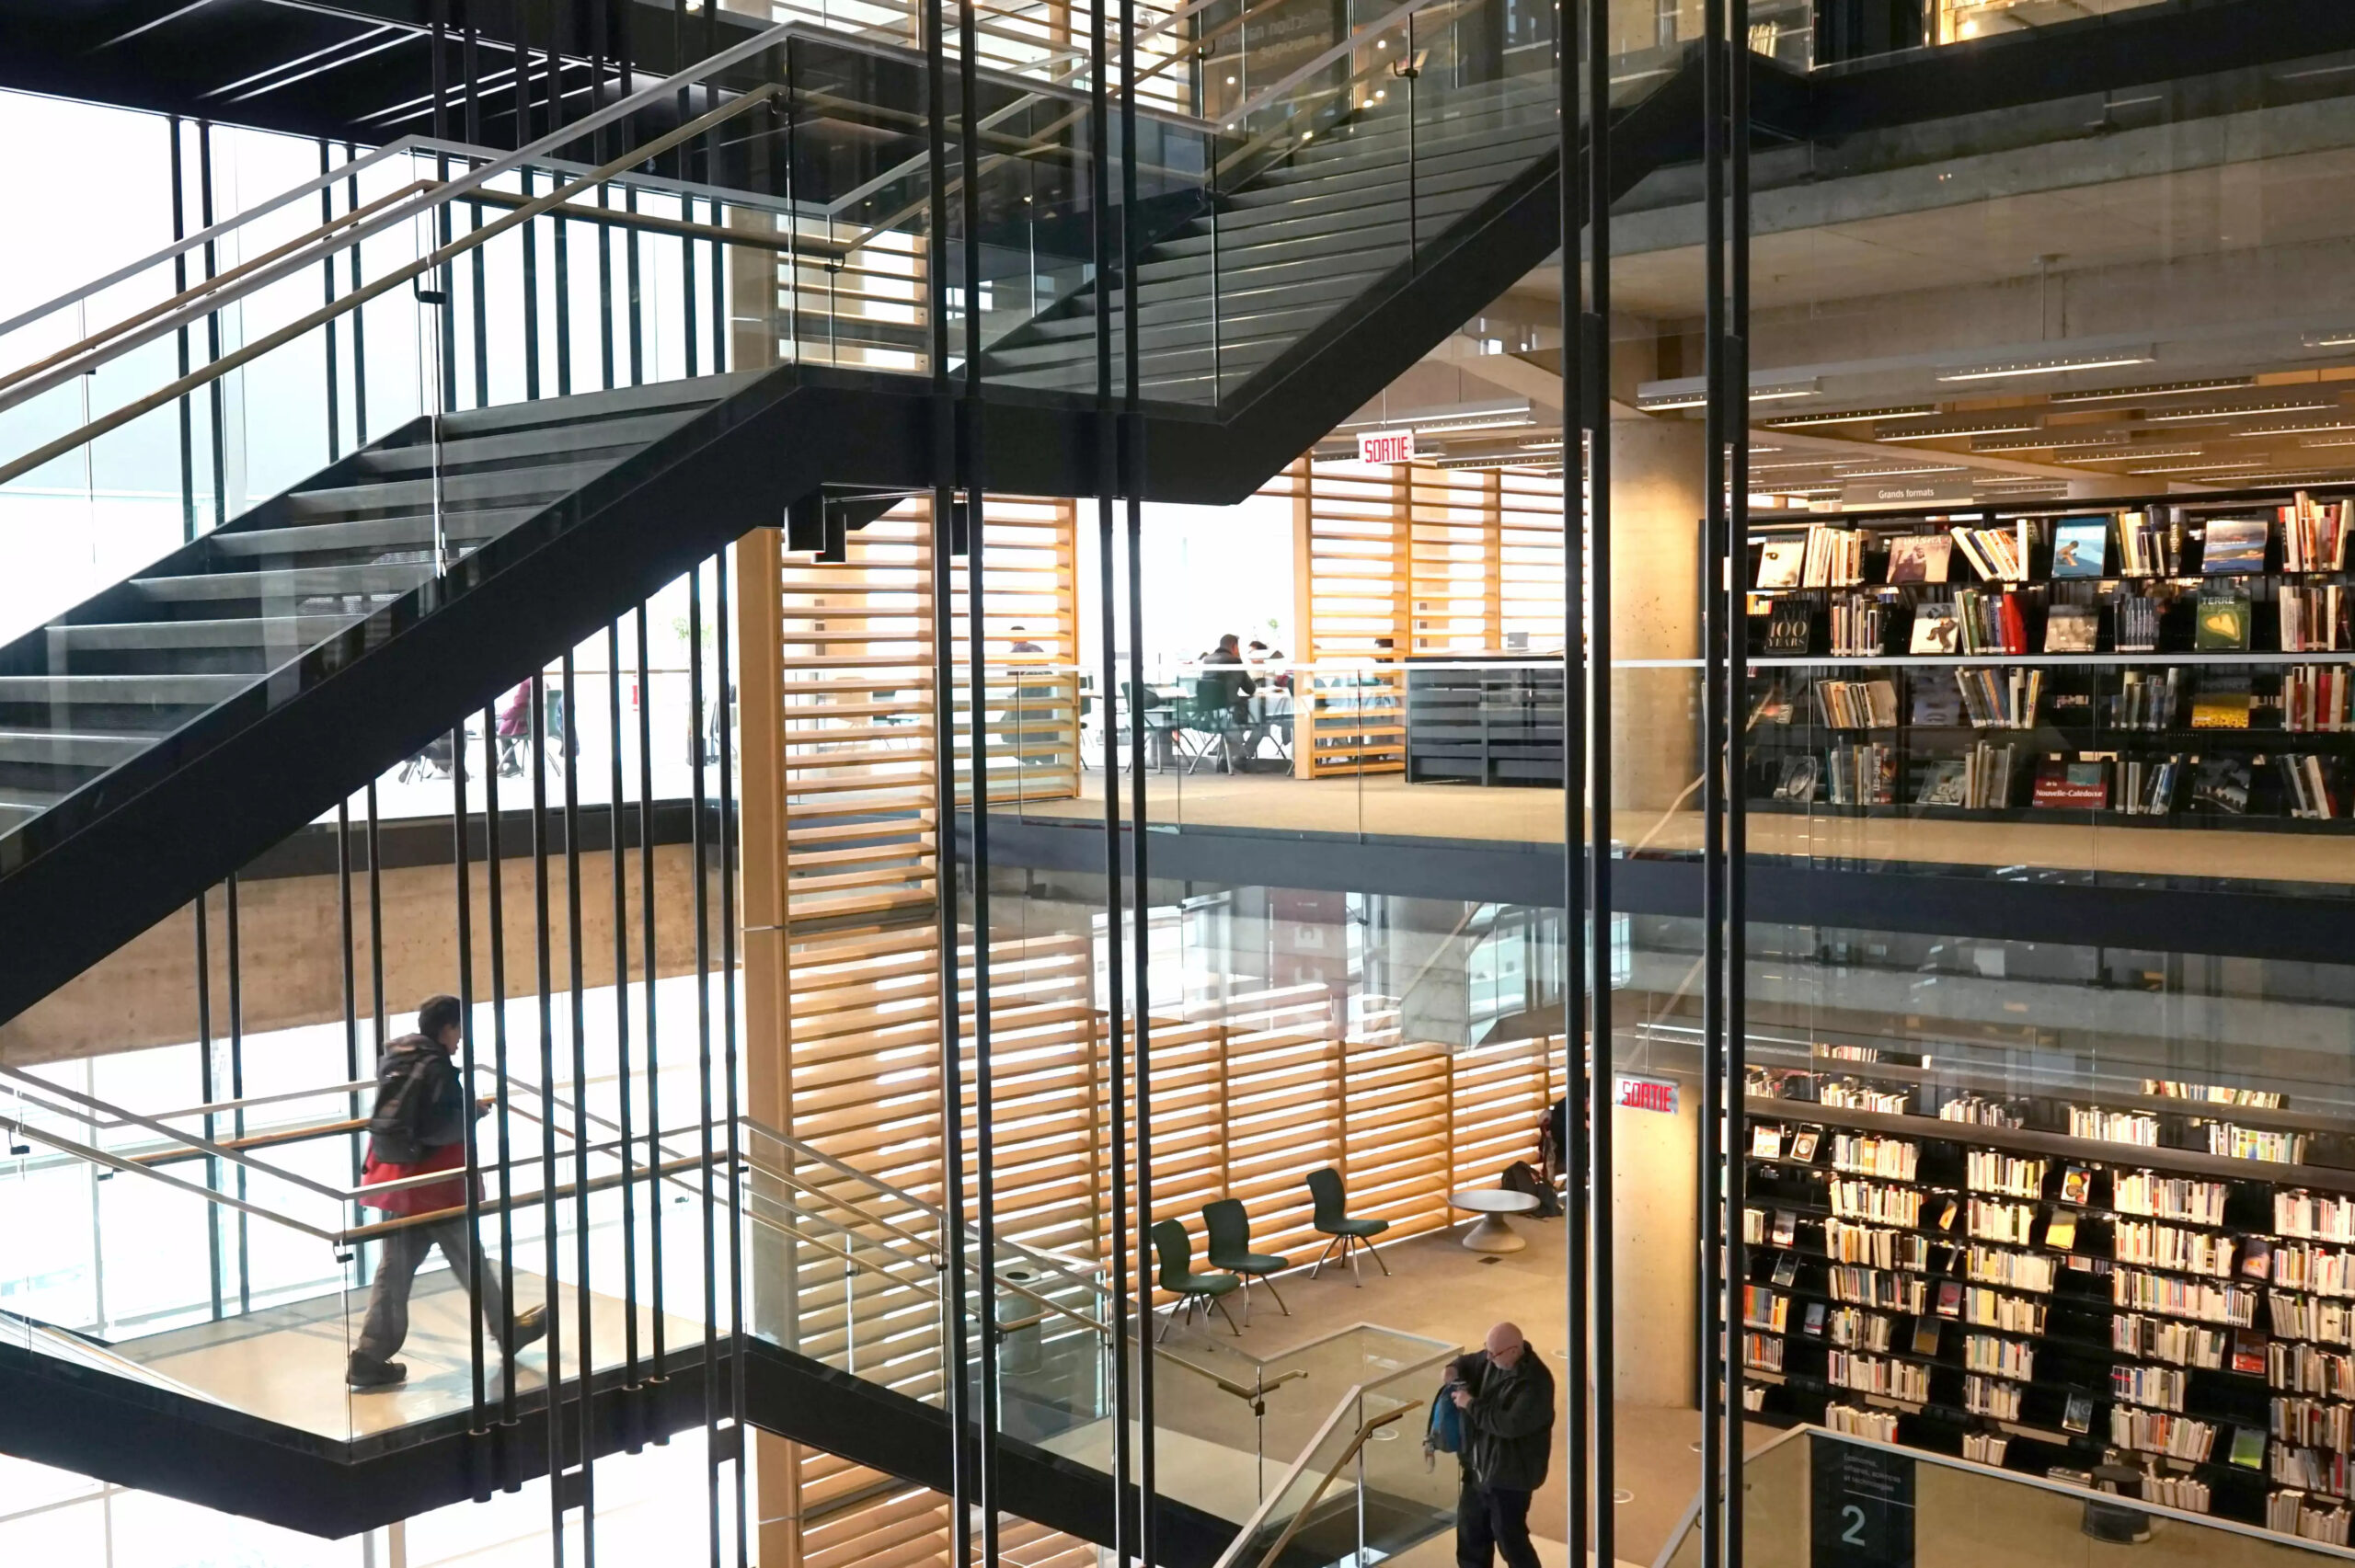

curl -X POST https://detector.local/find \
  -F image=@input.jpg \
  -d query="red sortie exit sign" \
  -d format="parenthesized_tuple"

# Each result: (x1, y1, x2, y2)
(1616, 1076, 1678, 1115)
(1357, 429, 1415, 464)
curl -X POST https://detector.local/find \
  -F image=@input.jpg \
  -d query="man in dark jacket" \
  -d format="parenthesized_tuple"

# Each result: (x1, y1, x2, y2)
(348, 994, 546, 1390)
(1447, 1321, 1556, 1568)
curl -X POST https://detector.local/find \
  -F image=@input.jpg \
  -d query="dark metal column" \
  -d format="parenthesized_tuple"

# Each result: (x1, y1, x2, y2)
(1700, 0, 1729, 1559)
(1724, 5, 1752, 1561)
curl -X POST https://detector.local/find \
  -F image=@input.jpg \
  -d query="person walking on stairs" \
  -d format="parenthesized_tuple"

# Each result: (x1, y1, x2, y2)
(347, 994, 546, 1390)
(1447, 1320, 1556, 1568)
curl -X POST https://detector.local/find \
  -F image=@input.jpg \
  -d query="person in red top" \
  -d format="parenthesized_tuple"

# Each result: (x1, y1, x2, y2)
(348, 994, 546, 1390)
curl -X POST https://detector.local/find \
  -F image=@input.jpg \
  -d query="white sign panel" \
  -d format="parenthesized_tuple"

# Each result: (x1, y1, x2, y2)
(1357, 429, 1416, 464)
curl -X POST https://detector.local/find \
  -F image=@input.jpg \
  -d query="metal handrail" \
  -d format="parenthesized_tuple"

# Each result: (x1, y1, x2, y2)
(0, 82, 783, 490)
(1245, 1403, 1410, 1568)
(1207, 1380, 1408, 1568)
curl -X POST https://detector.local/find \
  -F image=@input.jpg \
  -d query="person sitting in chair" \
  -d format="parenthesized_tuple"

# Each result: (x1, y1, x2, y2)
(1201, 634, 1256, 725)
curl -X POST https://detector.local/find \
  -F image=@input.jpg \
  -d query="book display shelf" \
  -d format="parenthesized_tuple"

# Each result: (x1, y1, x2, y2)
(1733, 1052, 2355, 1547)
(1747, 488, 2355, 829)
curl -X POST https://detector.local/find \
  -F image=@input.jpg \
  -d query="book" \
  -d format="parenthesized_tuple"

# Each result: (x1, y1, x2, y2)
(1913, 1318, 1943, 1357)
(2232, 1329, 2268, 1376)
(2230, 1425, 2266, 1470)
(1773, 756, 1821, 802)
(1936, 1280, 1964, 1319)
(2241, 1236, 2272, 1281)
(1916, 760, 1969, 807)
(2194, 592, 2250, 651)
(1756, 537, 1806, 589)
(2188, 756, 2254, 815)
(2190, 675, 2253, 729)
(2061, 1167, 2093, 1206)
(1910, 676, 1965, 727)
(2043, 605, 2099, 654)
(2117, 593, 2164, 652)
(1752, 1126, 1783, 1159)
(1772, 1209, 1798, 1248)
(2064, 1391, 2093, 1433)
(1804, 1302, 1827, 1337)
(1772, 1253, 1800, 1287)
(2201, 517, 2269, 575)
(1910, 603, 1962, 655)
(2031, 755, 2109, 809)
(2051, 518, 2110, 578)
(2044, 1207, 2078, 1252)
(1937, 1198, 1959, 1231)
(1790, 1130, 1821, 1163)
(1887, 533, 1953, 585)
(1764, 600, 1813, 653)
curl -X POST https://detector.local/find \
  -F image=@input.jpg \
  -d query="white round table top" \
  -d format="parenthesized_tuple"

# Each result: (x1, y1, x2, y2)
(1449, 1187, 1542, 1215)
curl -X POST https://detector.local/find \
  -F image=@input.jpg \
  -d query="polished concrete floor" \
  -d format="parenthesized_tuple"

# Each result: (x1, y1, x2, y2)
(118, 1268, 702, 1442)
(1017, 770, 2355, 889)
(1145, 1218, 1775, 1568)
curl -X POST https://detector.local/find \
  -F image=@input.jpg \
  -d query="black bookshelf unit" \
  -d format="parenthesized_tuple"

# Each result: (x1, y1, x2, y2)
(1403, 657, 1565, 786)
(1747, 490, 2355, 830)
(1730, 1062, 2355, 1549)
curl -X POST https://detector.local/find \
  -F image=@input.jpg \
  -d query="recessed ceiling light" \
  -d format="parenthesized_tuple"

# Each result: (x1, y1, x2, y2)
(1761, 404, 1939, 428)
(1832, 464, 1970, 477)
(1936, 347, 2154, 382)
(1415, 415, 1535, 435)
(2047, 377, 2256, 405)
(2240, 420, 2355, 438)
(2072, 446, 2203, 461)
(1877, 420, 2041, 442)
(1972, 430, 2142, 452)
(2146, 398, 2337, 422)
(1635, 376, 1821, 411)
(2125, 460, 2269, 475)
(2302, 329, 2355, 349)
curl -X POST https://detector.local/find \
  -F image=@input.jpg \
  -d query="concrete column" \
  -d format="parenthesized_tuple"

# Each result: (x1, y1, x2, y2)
(1612, 1071, 1701, 1407)
(1608, 416, 1706, 817)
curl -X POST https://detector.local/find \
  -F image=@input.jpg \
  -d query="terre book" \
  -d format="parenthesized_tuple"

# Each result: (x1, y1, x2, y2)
(2195, 593, 2251, 651)
(2051, 518, 2111, 578)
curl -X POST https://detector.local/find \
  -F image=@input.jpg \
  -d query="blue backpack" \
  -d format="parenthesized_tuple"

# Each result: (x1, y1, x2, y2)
(1425, 1384, 1464, 1459)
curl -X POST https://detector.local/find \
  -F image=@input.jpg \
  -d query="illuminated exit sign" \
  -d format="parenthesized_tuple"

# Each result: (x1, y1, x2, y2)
(1357, 429, 1416, 464)
(1616, 1076, 1678, 1115)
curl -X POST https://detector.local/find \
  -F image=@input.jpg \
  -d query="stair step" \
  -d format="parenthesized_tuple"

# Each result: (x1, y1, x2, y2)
(130, 561, 441, 603)
(45, 616, 354, 652)
(1224, 132, 1560, 212)
(283, 462, 608, 522)
(0, 673, 247, 707)
(205, 509, 533, 561)
(1020, 270, 1382, 341)
(995, 295, 1361, 369)
(352, 411, 695, 478)
(434, 371, 762, 439)
(0, 729, 151, 768)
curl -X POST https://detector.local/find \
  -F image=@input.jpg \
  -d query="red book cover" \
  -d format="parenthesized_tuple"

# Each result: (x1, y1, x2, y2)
(1999, 592, 2028, 655)
(2032, 757, 2109, 809)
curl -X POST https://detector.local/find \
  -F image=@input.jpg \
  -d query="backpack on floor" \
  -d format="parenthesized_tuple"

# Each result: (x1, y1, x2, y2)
(1500, 1159, 1561, 1219)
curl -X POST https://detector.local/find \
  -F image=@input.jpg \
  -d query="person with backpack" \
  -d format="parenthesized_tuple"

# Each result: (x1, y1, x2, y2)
(1436, 1321, 1556, 1568)
(347, 994, 546, 1390)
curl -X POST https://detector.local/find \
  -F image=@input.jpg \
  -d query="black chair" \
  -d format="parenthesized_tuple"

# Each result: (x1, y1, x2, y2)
(1152, 1219, 1242, 1339)
(1202, 1198, 1289, 1321)
(1304, 1167, 1390, 1286)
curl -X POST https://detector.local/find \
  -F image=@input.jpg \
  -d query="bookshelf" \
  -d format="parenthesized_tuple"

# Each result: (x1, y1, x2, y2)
(1733, 1057, 2355, 1547)
(1748, 489, 2355, 829)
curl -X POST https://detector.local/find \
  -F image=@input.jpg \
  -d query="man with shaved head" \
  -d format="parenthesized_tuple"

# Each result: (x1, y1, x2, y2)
(1444, 1320, 1556, 1568)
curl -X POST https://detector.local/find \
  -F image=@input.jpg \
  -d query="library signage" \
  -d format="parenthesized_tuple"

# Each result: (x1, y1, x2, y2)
(1357, 428, 1416, 464)
(1811, 1436, 1915, 1568)
(1615, 1075, 1678, 1115)
(1841, 477, 1975, 507)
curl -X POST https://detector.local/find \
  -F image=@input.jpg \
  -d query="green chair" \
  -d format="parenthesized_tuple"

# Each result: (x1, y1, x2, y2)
(1151, 1219, 1242, 1341)
(1202, 1198, 1290, 1322)
(1304, 1167, 1390, 1287)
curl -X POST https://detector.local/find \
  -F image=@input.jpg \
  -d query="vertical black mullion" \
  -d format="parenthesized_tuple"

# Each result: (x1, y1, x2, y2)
(345, 143, 370, 446)
(563, 651, 595, 1558)
(196, 889, 221, 1322)
(691, 567, 720, 1568)
(638, 609, 666, 1374)
(1584, 0, 1615, 1556)
(1089, 0, 1133, 1541)
(618, 0, 644, 391)
(1557, 0, 1589, 1555)
(172, 117, 197, 543)
(319, 142, 344, 463)
(433, 0, 459, 417)
(1700, 0, 1728, 1559)
(340, 803, 362, 1192)
(532, 671, 566, 1567)
(612, 625, 639, 1390)
(465, 2, 490, 413)
(226, 873, 247, 1316)
(368, 783, 387, 1051)
(924, 0, 974, 1549)
(718, 554, 749, 1568)
(198, 123, 227, 532)
(1119, 0, 1155, 1551)
(520, 0, 544, 405)
(551, 0, 574, 402)
(488, 704, 521, 1425)
(1725, 6, 1752, 1562)
(592, 0, 616, 399)
(457, 717, 488, 1420)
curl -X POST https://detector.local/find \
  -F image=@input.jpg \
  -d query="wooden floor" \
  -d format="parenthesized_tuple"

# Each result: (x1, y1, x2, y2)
(116, 1270, 701, 1443)
(1017, 770, 2355, 889)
